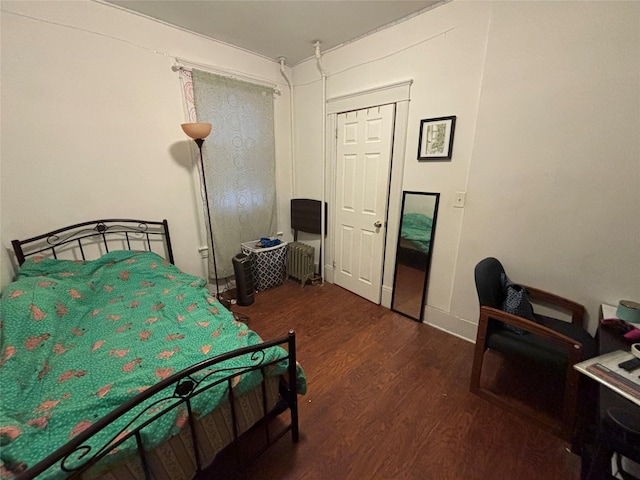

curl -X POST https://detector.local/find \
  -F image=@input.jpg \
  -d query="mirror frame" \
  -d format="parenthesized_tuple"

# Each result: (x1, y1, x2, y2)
(390, 191, 440, 322)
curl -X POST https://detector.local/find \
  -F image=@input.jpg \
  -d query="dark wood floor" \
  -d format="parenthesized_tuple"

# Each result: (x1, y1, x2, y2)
(228, 280, 581, 480)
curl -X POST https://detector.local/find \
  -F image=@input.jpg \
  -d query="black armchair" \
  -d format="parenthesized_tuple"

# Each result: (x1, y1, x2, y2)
(470, 257, 597, 441)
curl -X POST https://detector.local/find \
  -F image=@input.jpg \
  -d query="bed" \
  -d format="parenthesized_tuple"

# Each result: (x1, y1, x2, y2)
(396, 212, 433, 271)
(0, 219, 306, 480)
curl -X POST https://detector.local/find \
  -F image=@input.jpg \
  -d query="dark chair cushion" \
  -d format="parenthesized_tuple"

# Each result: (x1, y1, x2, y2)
(487, 313, 597, 372)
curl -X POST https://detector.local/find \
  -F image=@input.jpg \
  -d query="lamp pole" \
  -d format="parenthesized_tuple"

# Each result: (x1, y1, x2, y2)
(181, 123, 225, 306)
(195, 139, 221, 302)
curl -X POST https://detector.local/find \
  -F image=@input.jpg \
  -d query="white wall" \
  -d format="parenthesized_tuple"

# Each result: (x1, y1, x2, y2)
(2, 1, 638, 341)
(292, 1, 491, 335)
(451, 1, 640, 336)
(0, 1, 294, 288)
(291, 1, 640, 339)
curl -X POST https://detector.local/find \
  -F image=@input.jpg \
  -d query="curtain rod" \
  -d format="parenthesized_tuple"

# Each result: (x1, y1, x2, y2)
(173, 58, 281, 95)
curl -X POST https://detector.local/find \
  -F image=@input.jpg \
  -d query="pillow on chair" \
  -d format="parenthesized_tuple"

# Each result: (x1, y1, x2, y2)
(500, 273, 537, 335)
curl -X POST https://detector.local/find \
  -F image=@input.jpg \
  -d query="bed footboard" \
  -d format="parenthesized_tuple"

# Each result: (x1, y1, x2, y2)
(15, 331, 300, 480)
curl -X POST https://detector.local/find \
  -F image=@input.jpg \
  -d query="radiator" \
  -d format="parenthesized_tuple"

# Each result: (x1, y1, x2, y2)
(286, 242, 315, 287)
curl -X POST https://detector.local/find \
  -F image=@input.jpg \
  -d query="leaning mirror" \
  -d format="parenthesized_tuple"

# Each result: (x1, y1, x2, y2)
(391, 191, 440, 321)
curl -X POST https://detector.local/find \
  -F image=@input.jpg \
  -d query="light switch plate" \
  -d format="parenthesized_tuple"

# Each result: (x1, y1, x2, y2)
(454, 191, 466, 208)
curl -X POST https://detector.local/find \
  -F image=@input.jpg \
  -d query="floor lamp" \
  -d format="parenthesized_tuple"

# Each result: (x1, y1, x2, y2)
(181, 122, 228, 307)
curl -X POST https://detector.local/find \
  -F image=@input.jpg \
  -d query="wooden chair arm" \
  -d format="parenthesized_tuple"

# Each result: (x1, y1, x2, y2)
(521, 285, 586, 328)
(480, 306, 584, 364)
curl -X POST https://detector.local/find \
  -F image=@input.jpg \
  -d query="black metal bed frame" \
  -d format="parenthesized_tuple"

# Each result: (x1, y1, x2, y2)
(14, 332, 299, 480)
(8, 219, 300, 480)
(11, 219, 175, 266)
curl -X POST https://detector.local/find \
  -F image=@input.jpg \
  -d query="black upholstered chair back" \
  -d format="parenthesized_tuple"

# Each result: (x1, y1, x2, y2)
(474, 257, 508, 339)
(474, 257, 506, 309)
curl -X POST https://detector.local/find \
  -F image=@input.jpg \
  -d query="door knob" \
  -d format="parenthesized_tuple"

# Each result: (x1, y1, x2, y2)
(374, 220, 382, 228)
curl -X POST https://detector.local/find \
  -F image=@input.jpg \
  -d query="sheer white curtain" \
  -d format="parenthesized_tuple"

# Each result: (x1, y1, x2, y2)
(188, 69, 277, 280)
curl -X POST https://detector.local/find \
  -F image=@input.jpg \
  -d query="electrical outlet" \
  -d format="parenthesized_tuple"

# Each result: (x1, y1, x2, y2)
(454, 191, 466, 208)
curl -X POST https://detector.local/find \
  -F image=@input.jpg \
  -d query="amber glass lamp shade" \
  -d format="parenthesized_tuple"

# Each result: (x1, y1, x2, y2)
(181, 122, 212, 140)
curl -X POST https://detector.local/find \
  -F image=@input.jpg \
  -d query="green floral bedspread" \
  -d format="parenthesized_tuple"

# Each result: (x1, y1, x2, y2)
(0, 251, 306, 479)
(401, 213, 433, 254)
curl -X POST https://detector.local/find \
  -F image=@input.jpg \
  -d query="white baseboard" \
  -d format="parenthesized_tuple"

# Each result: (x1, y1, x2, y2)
(323, 263, 334, 283)
(423, 306, 477, 343)
(381, 285, 393, 308)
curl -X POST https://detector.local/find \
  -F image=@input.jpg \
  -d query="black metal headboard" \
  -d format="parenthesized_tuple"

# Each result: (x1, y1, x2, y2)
(11, 219, 174, 266)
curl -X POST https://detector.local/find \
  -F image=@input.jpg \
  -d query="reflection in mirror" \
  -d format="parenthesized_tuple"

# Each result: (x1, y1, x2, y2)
(391, 191, 440, 321)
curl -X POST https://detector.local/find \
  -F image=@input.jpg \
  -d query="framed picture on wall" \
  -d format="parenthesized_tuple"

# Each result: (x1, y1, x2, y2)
(417, 115, 456, 161)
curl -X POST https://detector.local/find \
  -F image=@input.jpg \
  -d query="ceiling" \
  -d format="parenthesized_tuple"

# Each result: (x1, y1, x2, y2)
(103, 0, 443, 65)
